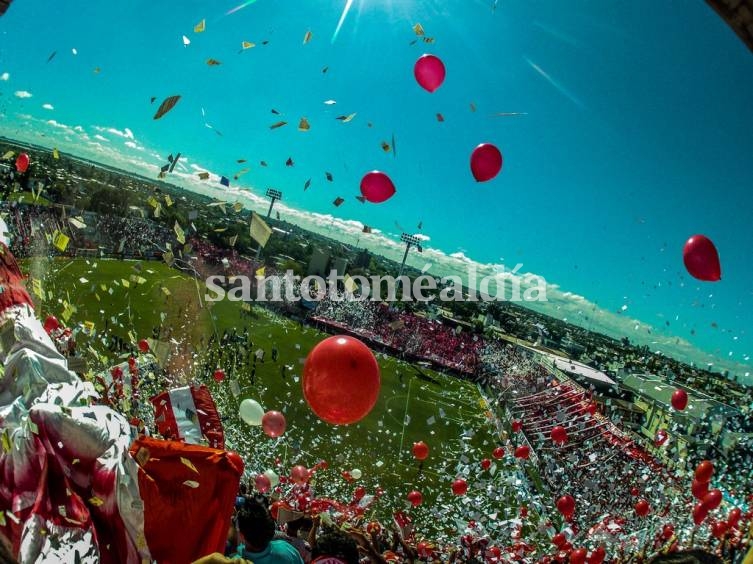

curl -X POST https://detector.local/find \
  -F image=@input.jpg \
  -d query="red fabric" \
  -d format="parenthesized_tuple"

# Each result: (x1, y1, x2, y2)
(128, 437, 243, 564)
(150, 386, 225, 449)
(191, 386, 225, 449)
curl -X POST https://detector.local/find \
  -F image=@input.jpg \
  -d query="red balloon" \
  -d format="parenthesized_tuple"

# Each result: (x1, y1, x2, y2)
(630, 487, 640, 497)
(290, 465, 310, 484)
(261, 410, 287, 438)
(712, 521, 728, 539)
(514, 445, 530, 459)
(492, 446, 505, 459)
(412, 441, 429, 461)
(693, 501, 709, 525)
(551, 533, 567, 548)
(550, 426, 568, 445)
(587, 547, 606, 564)
(511, 420, 523, 432)
(303, 335, 381, 425)
(451, 478, 468, 496)
(671, 389, 688, 411)
(43, 315, 60, 333)
(727, 508, 742, 528)
(683, 235, 721, 282)
(702, 489, 722, 511)
(213, 369, 225, 383)
(354, 486, 366, 501)
(15, 153, 29, 173)
(111, 366, 123, 379)
(634, 499, 650, 517)
(359, 171, 396, 204)
(556, 495, 576, 518)
(481, 458, 491, 470)
(127, 356, 137, 368)
(586, 403, 598, 416)
(661, 524, 675, 540)
(570, 548, 587, 564)
(416, 541, 431, 558)
(691, 479, 709, 500)
(254, 473, 271, 493)
(695, 460, 714, 483)
(138, 339, 150, 353)
(407, 490, 423, 507)
(470, 143, 503, 182)
(413, 54, 446, 93)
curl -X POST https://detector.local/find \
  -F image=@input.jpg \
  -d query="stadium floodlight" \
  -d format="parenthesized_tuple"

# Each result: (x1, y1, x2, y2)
(264, 188, 283, 218)
(398, 233, 423, 279)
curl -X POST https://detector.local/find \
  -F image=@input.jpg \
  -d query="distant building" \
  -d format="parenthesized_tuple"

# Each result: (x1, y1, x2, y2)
(620, 373, 743, 470)
(307, 248, 330, 276)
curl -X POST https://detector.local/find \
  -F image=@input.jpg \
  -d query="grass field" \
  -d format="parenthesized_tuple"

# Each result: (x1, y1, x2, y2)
(24, 257, 531, 541)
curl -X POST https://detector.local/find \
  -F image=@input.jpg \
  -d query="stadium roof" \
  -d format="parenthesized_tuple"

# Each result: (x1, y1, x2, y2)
(621, 373, 738, 420)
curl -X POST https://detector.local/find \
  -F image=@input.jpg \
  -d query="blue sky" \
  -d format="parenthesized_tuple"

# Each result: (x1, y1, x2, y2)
(1, 0, 753, 381)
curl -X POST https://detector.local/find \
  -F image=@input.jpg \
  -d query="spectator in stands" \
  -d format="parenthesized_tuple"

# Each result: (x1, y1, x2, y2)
(311, 527, 360, 564)
(281, 517, 313, 562)
(235, 499, 304, 563)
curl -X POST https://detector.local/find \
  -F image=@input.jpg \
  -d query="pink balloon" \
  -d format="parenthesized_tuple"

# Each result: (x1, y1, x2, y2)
(255, 473, 271, 493)
(360, 171, 396, 204)
(683, 235, 721, 282)
(15, 153, 29, 173)
(261, 410, 286, 438)
(290, 465, 310, 484)
(414, 54, 446, 93)
(470, 143, 503, 182)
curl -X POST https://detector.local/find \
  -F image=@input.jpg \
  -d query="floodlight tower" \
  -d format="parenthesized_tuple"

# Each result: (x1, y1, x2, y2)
(265, 188, 283, 218)
(398, 233, 423, 279)
(255, 189, 283, 259)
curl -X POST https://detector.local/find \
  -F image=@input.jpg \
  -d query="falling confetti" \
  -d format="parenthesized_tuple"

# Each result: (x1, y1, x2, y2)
(153, 95, 181, 120)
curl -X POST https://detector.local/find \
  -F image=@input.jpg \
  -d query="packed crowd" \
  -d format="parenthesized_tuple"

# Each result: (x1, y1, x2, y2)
(313, 297, 482, 374)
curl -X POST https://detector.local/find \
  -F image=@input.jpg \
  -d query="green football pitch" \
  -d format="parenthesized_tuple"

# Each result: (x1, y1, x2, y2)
(23, 257, 529, 540)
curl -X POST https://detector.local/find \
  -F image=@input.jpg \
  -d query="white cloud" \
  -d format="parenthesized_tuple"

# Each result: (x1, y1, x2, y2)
(42, 103, 54, 110)
(414, 233, 431, 242)
(124, 141, 138, 149)
(0, 72, 9, 81)
(94, 125, 135, 140)
(14, 90, 32, 99)
(46, 119, 70, 130)
(94, 134, 109, 142)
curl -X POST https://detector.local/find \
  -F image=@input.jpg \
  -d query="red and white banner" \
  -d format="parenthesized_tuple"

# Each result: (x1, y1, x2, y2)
(150, 385, 225, 449)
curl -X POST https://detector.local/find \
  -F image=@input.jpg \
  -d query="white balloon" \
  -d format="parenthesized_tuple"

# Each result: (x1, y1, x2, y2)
(263, 469, 279, 487)
(351, 469, 362, 480)
(239, 398, 264, 426)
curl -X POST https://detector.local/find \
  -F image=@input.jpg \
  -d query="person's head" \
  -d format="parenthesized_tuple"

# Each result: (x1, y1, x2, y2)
(312, 527, 360, 564)
(235, 498, 275, 552)
(648, 550, 723, 564)
(287, 516, 313, 538)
